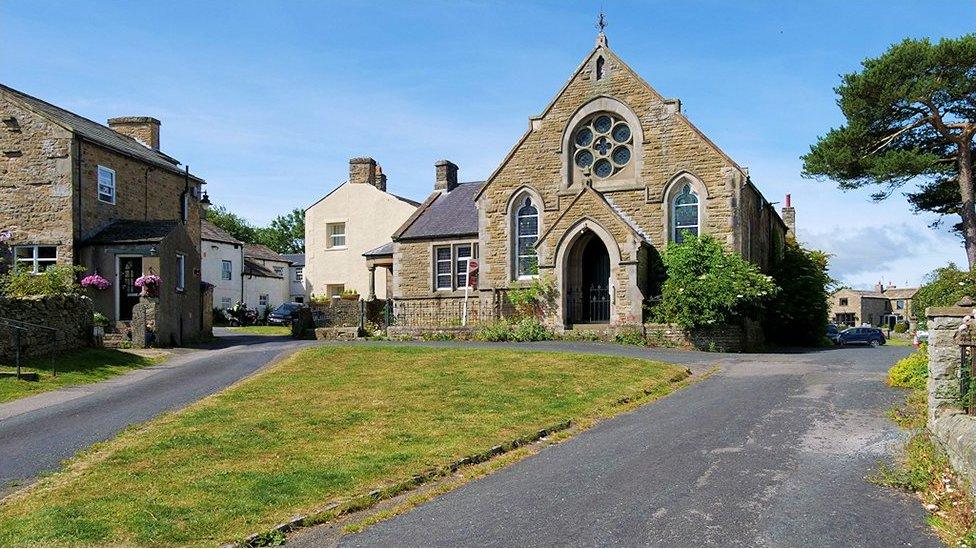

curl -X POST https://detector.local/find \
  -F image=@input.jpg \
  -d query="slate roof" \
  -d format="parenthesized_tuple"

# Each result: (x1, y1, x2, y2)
(201, 220, 241, 246)
(282, 253, 305, 266)
(83, 220, 179, 245)
(363, 242, 394, 257)
(243, 258, 282, 279)
(884, 287, 919, 299)
(243, 243, 290, 264)
(396, 181, 485, 240)
(0, 83, 205, 182)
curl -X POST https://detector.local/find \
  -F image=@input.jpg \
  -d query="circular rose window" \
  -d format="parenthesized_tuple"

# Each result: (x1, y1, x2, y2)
(572, 113, 632, 179)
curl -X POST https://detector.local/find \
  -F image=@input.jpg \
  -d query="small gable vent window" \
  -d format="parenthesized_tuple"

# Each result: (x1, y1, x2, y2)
(596, 56, 605, 80)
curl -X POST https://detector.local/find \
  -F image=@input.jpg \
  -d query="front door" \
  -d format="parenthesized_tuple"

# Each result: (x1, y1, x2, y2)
(581, 238, 611, 322)
(117, 256, 143, 321)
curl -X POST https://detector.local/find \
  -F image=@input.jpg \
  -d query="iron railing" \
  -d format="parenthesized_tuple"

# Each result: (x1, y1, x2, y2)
(0, 316, 60, 379)
(392, 299, 481, 328)
(961, 343, 976, 415)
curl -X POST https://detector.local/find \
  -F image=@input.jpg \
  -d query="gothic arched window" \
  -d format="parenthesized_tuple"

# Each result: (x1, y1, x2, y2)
(515, 197, 539, 278)
(672, 184, 699, 243)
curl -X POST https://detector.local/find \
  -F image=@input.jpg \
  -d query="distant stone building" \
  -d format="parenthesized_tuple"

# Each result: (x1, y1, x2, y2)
(829, 282, 919, 327)
(0, 83, 207, 346)
(304, 157, 419, 300)
(201, 220, 244, 311)
(242, 244, 291, 311)
(389, 33, 790, 329)
(282, 253, 307, 303)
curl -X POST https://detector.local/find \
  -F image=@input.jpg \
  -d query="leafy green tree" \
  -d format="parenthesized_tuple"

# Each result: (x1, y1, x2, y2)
(765, 240, 833, 346)
(255, 209, 305, 254)
(913, 263, 976, 324)
(802, 35, 976, 267)
(653, 235, 778, 328)
(205, 205, 258, 244)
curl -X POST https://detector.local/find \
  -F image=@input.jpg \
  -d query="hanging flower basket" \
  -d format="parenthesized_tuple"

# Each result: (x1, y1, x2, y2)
(81, 273, 111, 291)
(135, 274, 161, 298)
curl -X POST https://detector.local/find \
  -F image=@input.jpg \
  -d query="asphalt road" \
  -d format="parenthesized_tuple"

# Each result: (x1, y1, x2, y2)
(291, 344, 939, 547)
(0, 329, 313, 494)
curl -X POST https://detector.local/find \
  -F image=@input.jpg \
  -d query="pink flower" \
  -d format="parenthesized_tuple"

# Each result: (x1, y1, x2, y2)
(0, 230, 11, 243)
(81, 273, 111, 290)
(134, 274, 161, 288)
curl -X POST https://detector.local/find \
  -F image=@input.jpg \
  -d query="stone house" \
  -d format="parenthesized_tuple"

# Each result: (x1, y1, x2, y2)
(390, 33, 790, 329)
(201, 220, 244, 311)
(305, 157, 419, 300)
(282, 253, 307, 303)
(830, 282, 919, 328)
(242, 243, 292, 312)
(0, 83, 207, 345)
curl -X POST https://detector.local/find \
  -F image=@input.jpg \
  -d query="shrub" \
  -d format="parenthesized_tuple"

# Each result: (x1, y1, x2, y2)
(614, 328, 647, 346)
(476, 320, 512, 342)
(652, 235, 778, 328)
(887, 345, 928, 390)
(764, 240, 833, 346)
(894, 321, 910, 333)
(510, 318, 551, 342)
(93, 312, 110, 327)
(506, 276, 557, 320)
(913, 264, 976, 327)
(1, 264, 84, 297)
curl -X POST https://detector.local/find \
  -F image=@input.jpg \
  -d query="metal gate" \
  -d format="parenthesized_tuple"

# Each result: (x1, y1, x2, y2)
(589, 284, 610, 322)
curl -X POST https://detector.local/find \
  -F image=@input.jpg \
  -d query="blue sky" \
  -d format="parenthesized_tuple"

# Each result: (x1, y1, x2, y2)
(2, 0, 972, 288)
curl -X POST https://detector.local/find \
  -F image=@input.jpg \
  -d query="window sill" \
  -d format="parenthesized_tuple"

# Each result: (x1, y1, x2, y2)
(325, 246, 348, 251)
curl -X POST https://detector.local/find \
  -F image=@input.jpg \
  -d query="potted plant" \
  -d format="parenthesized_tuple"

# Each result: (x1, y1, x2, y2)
(135, 274, 161, 298)
(92, 312, 110, 339)
(340, 289, 360, 301)
(81, 273, 111, 291)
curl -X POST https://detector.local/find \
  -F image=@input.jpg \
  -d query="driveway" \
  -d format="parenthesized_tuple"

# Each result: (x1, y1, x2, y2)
(289, 344, 937, 547)
(0, 329, 314, 495)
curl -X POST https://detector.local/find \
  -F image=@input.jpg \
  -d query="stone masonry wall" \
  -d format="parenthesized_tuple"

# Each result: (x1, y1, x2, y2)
(0, 295, 93, 360)
(927, 307, 976, 499)
(0, 92, 76, 265)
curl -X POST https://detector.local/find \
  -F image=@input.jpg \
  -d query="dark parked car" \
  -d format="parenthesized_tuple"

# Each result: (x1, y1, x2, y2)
(267, 302, 306, 325)
(826, 324, 841, 344)
(837, 326, 886, 347)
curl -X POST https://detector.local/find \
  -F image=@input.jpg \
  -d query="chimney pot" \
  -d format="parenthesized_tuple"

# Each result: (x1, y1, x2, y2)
(435, 160, 458, 192)
(108, 116, 161, 150)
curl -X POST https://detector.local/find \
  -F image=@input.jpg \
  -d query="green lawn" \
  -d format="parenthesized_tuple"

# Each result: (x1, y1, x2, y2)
(0, 348, 164, 404)
(0, 346, 689, 547)
(226, 325, 291, 336)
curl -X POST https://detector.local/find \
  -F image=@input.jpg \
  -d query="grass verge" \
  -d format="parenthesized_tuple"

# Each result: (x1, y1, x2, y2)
(226, 325, 291, 336)
(873, 347, 976, 546)
(0, 348, 165, 404)
(0, 346, 690, 547)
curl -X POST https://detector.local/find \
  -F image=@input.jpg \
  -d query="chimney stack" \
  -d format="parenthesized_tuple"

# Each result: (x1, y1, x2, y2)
(781, 193, 796, 239)
(349, 157, 387, 191)
(435, 160, 458, 192)
(108, 116, 161, 150)
(874, 281, 884, 293)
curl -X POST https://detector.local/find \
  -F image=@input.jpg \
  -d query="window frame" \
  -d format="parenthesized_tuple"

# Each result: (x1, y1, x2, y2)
(97, 165, 116, 205)
(433, 243, 478, 291)
(273, 265, 284, 277)
(294, 267, 304, 282)
(671, 184, 700, 244)
(514, 197, 539, 280)
(258, 294, 269, 307)
(221, 260, 233, 281)
(13, 245, 58, 274)
(176, 253, 186, 292)
(327, 222, 346, 249)
(839, 297, 849, 306)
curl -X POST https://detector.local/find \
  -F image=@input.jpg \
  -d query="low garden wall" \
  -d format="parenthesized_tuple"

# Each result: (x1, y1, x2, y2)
(926, 304, 976, 498)
(310, 299, 361, 327)
(644, 320, 763, 352)
(0, 294, 93, 360)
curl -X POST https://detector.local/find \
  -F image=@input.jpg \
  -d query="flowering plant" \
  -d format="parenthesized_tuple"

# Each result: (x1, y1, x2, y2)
(135, 274, 161, 297)
(0, 230, 11, 243)
(81, 273, 111, 290)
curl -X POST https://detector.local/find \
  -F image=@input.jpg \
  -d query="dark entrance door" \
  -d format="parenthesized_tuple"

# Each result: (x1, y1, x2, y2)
(118, 256, 143, 321)
(581, 237, 610, 322)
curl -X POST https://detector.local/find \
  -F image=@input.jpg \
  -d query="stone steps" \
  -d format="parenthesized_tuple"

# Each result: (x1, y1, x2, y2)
(101, 333, 130, 349)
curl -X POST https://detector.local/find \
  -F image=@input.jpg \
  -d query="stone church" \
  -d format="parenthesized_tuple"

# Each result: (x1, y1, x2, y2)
(389, 32, 792, 329)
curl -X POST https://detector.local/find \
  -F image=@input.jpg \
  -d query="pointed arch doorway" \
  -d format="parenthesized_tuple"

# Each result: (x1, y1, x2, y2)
(564, 229, 611, 324)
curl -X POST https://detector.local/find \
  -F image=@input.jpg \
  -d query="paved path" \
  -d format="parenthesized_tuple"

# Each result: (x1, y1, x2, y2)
(287, 344, 937, 547)
(0, 329, 314, 495)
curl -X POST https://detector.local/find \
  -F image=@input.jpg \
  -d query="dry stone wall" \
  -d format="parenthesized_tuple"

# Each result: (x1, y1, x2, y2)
(0, 294, 93, 360)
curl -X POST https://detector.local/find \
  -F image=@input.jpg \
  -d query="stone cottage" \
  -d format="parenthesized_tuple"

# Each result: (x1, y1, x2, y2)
(390, 33, 790, 329)
(0, 83, 207, 345)
(242, 244, 292, 311)
(830, 282, 919, 328)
